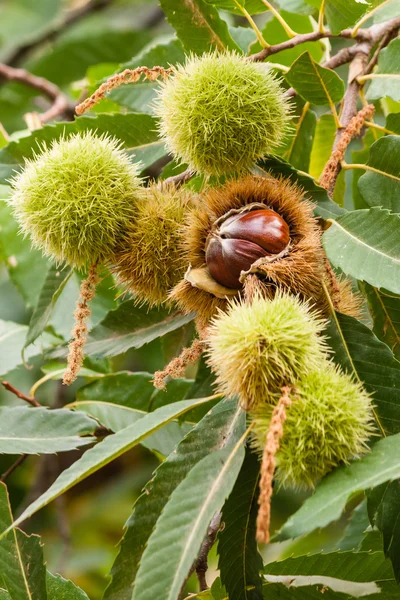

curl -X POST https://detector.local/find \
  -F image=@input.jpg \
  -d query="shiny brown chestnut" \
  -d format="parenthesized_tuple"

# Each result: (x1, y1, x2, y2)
(205, 208, 290, 289)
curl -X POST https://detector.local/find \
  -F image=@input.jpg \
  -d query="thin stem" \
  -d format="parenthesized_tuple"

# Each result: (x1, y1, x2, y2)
(1, 455, 28, 482)
(233, 0, 270, 48)
(351, 0, 392, 37)
(365, 120, 397, 135)
(318, 0, 326, 34)
(358, 73, 400, 83)
(29, 369, 67, 398)
(341, 161, 400, 182)
(260, 0, 298, 38)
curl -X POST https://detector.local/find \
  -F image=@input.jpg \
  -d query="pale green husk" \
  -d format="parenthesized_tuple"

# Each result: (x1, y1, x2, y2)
(206, 293, 328, 406)
(251, 365, 375, 488)
(155, 51, 291, 176)
(9, 132, 143, 267)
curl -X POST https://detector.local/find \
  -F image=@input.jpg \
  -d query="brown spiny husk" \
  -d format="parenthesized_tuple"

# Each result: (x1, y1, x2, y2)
(170, 175, 332, 323)
(111, 184, 195, 307)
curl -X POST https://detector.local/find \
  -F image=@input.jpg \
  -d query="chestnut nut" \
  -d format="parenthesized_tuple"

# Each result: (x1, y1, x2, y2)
(205, 208, 290, 289)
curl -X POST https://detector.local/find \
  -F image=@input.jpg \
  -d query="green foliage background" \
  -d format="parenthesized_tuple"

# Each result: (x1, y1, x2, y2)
(0, 1, 399, 599)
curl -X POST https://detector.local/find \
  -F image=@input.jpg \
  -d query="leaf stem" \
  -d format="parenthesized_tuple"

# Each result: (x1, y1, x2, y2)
(233, 0, 270, 48)
(318, 0, 326, 34)
(357, 73, 400, 83)
(365, 120, 397, 135)
(260, 0, 298, 38)
(341, 161, 400, 182)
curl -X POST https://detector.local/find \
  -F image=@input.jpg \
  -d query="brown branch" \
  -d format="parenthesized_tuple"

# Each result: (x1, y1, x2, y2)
(1, 455, 29, 482)
(256, 386, 292, 544)
(1, 381, 41, 407)
(6, 0, 114, 67)
(0, 63, 74, 123)
(163, 168, 194, 187)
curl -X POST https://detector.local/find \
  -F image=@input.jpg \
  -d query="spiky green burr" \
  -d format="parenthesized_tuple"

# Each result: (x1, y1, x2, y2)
(155, 51, 291, 176)
(9, 131, 143, 267)
(206, 292, 327, 408)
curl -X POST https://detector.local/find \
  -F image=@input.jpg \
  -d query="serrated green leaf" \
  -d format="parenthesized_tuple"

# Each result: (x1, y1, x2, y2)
(359, 283, 400, 359)
(0, 482, 47, 600)
(46, 572, 89, 600)
(309, 114, 336, 179)
(218, 449, 263, 600)
(0, 200, 48, 308)
(324, 0, 370, 34)
(285, 52, 344, 106)
(366, 38, 400, 102)
(0, 113, 165, 184)
(256, 156, 346, 219)
(358, 136, 400, 213)
(327, 311, 400, 436)
(336, 500, 370, 551)
(104, 399, 244, 600)
(0, 406, 97, 454)
(0, 320, 58, 377)
(277, 433, 400, 541)
(285, 108, 316, 172)
(132, 442, 246, 600)
(1, 396, 217, 537)
(203, 0, 267, 14)
(264, 550, 395, 594)
(368, 480, 400, 583)
(323, 208, 400, 295)
(386, 113, 400, 134)
(159, 0, 241, 55)
(49, 301, 195, 359)
(24, 264, 72, 350)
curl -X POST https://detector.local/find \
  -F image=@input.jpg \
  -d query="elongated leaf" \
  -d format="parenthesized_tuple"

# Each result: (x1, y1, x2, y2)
(0, 200, 48, 307)
(368, 480, 400, 583)
(0, 113, 165, 184)
(1, 396, 216, 536)
(0, 482, 47, 600)
(218, 450, 263, 600)
(46, 572, 89, 600)
(366, 37, 400, 102)
(309, 114, 336, 179)
(71, 401, 192, 457)
(327, 311, 400, 436)
(264, 550, 395, 593)
(262, 582, 400, 599)
(256, 156, 345, 220)
(359, 283, 400, 359)
(104, 399, 244, 600)
(132, 443, 246, 600)
(336, 500, 370, 551)
(323, 208, 400, 295)
(204, 0, 267, 14)
(358, 136, 400, 213)
(50, 301, 195, 359)
(0, 406, 97, 454)
(277, 432, 400, 541)
(285, 52, 344, 106)
(324, 0, 371, 34)
(285, 108, 316, 173)
(0, 320, 57, 376)
(159, 0, 241, 55)
(24, 264, 72, 349)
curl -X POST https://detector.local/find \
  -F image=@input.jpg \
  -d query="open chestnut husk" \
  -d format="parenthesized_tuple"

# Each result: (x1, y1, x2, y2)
(205, 208, 290, 289)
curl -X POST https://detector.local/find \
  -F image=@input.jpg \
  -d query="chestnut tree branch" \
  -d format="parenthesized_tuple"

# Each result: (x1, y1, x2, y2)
(0, 63, 75, 123)
(1, 380, 41, 407)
